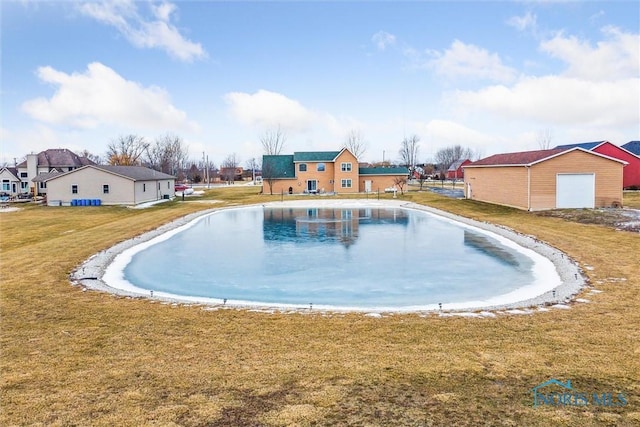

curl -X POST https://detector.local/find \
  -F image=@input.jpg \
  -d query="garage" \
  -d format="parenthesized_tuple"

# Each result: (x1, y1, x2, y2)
(463, 147, 625, 211)
(556, 173, 595, 208)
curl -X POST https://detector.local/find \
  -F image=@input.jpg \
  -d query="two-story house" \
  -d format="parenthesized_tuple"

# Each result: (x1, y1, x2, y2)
(262, 148, 407, 195)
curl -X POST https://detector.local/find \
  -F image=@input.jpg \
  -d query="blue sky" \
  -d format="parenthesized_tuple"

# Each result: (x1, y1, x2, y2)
(2, 1, 639, 167)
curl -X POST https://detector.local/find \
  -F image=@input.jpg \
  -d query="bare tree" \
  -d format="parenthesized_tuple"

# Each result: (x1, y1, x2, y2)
(107, 135, 149, 165)
(221, 153, 239, 184)
(261, 156, 279, 195)
(537, 128, 553, 150)
(246, 157, 260, 183)
(260, 126, 287, 155)
(186, 162, 202, 183)
(145, 133, 189, 176)
(399, 135, 420, 177)
(393, 176, 407, 195)
(343, 129, 367, 159)
(77, 149, 103, 164)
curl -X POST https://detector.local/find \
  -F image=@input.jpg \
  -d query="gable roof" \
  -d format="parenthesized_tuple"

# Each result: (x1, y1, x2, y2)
(16, 148, 96, 168)
(358, 167, 407, 176)
(554, 141, 605, 150)
(44, 165, 175, 182)
(622, 141, 640, 156)
(466, 148, 566, 167)
(0, 167, 19, 180)
(262, 155, 295, 179)
(32, 169, 63, 182)
(465, 147, 627, 168)
(293, 151, 342, 162)
(448, 159, 471, 171)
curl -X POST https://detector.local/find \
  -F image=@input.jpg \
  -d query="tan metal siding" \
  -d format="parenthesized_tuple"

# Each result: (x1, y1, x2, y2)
(530, 150, 623, 210)
(464, 167, 529, 209)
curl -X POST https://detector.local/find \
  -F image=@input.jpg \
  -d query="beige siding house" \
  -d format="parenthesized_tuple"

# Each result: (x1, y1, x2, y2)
(262, 148, 407, 195)
(44, 165, 175, 206)
(463, 147, 625, 211)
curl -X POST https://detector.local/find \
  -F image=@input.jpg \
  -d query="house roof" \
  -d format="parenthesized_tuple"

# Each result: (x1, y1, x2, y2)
(0, 167, 19, 180)
(466, 148, 566, 167)
(358, 167, 408, 176)
(622, 141, 640, 155)
(466, 147, 627, 168)
(16, 148, 96, 168)
(262, 155, 295, 179)
(447, 159, 471, 171)
(293, 151, 341, 162)
(44, 165, 175, 182)
(554, 141, 605, 150)
(93, 165, 175, 180)
(32, 169, 63, 182)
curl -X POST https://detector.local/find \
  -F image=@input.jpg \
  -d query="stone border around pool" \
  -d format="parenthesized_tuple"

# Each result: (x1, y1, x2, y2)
(71, 199, 586, 314)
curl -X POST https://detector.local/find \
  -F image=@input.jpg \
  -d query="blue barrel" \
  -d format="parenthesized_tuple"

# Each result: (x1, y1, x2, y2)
(71, 199, 77, 206)
(96, 199, 101, 206)
(82, 199, 88, 206)
(90, 199, 96, 206)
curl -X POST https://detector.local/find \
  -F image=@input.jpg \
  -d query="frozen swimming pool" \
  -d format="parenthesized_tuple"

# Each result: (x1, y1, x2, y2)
(103, 203, 562, 311)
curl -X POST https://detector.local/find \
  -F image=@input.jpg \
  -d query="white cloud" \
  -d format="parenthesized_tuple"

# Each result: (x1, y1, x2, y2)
(224, 90, 317, 132)
(22, 62, 198, 131)
(428, 40, 517, 83)
(372, 31, 396, 50)
(507, 11, 537, 33)
(78, 0, 206, 62)
(453, 76, 639, 127)
(540, 26, 639, 81)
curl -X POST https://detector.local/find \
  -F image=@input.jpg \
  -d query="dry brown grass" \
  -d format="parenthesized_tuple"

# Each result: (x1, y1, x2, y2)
(1, 187, 639, 426)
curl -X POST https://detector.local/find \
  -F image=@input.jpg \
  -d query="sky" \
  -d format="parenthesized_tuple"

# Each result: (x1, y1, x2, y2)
(1, 1, 639, 168)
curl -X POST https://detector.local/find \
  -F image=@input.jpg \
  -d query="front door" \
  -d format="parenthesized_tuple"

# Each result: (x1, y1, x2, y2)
(364, 180, 372, 193)
(307, 180, 317, 193)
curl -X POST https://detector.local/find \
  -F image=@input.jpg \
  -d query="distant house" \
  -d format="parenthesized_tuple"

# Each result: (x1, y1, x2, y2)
(219, 166, 244, 182)
(0, 167, 21, 196)
(446, 159, 471, 180)
(555, 141, 640, 189)
(261, 148, 407, 194)
(463, 147, 626, 210)
(15, 149, 96, 196)
(43, 165, 175, 206)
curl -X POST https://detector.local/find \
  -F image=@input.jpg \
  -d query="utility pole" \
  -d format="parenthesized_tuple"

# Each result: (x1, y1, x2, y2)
(206, 154, 210, 188)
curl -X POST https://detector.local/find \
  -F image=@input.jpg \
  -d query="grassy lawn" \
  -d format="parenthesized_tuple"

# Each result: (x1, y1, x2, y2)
(1, 188, 639, 426)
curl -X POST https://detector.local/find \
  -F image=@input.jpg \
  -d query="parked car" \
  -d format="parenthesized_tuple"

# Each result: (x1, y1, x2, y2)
(175, 184, 194, 195)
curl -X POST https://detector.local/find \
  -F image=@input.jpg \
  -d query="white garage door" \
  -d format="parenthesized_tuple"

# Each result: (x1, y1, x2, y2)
(556, 173, 595, 208)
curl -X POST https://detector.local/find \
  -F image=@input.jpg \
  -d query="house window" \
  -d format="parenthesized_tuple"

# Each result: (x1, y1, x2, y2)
(143, 183, 146, 192)
(341, 179, 352, 188)
(39, 182, 46, 189)
(20, 172, 28, 178)
(317, 163, 326, 172)
(2, 180, 9, 191)
(21, 182, 28, 191)
(299, 164, 307, 172)
(341, 162, 352, 172)
(167, 181, 170, 189)
(72, 185, 78, 194)
(103, 184, 109, 194)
